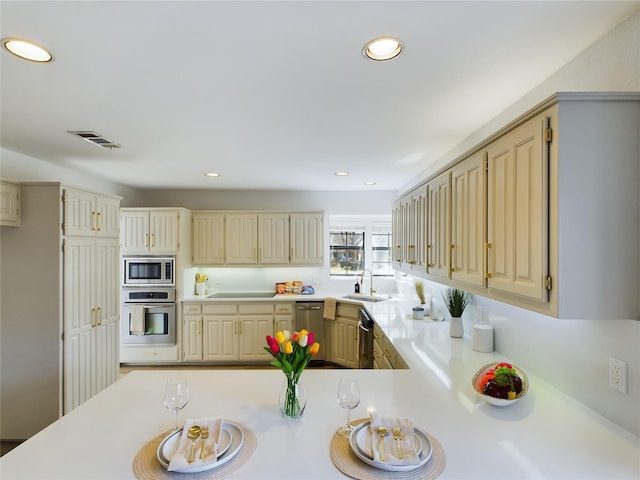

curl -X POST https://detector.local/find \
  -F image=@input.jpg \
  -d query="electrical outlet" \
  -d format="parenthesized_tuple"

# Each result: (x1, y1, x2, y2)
(609, 357, 627, 394)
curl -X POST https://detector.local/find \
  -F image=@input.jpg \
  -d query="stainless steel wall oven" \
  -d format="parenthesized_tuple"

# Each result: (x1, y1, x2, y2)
(121, 289, 176, 345)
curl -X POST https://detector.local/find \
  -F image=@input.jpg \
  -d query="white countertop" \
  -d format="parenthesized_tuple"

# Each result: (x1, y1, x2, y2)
(2, 290, 639, 479)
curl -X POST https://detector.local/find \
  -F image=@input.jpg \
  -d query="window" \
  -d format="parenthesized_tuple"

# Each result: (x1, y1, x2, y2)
(329, 215, 392, 277)
(330, 231, 364, 275)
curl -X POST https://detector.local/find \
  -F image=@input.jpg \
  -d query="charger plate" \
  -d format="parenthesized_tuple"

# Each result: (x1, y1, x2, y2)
(133, 421, 257, 480)
(329, 419, 446, 479)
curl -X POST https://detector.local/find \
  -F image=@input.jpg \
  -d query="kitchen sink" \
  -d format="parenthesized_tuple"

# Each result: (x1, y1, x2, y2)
(207, 292, 276, 299)
(342, 294, 391, 303)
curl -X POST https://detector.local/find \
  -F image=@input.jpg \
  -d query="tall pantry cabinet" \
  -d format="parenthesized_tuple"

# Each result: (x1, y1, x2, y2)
(0, 183, 121, 440)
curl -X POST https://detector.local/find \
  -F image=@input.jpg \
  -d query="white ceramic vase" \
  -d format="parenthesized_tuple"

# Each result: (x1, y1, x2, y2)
(449, 316, 464, 338)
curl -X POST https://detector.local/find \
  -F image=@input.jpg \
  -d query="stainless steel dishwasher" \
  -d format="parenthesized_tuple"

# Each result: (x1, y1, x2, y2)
(294, 302, 325, 362)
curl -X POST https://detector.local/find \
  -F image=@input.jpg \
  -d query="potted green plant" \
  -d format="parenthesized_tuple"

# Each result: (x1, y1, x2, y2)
(443, 288, 472, 337)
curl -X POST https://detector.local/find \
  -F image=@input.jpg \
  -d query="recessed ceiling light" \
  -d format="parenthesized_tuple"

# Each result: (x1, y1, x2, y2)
(364, 181, 376, 186)
(204, 172, 220, 178)
(363, 37, 403, 61)
(334, 172, 349, 176)
(2, 38, 53, 62)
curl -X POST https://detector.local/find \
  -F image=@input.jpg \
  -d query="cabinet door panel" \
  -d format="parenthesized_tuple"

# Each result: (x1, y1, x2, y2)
(120, 212, 150, 253)
(258, 214, 289, 264)
(95, 196, 120, 238)
(183, 317, 202, 361)
(487, 116, 547, 300)
(203, 316, 237, 360)
(427, 172, 451, 278)
(451, 152, 485, 287)
(192, 214, 225, 264)
(290, 214, 323, 265)
(65, 189, 95, 236)
(238, 316, 273, 360)
(150, 211, 179, 253)
(226, 214, 257, 264)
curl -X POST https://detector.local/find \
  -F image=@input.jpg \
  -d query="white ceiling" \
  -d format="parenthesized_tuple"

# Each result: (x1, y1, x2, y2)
(1, 1, 638, 192)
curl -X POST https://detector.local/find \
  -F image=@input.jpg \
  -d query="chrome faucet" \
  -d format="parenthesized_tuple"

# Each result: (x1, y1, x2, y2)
(360, 269, 376, 296)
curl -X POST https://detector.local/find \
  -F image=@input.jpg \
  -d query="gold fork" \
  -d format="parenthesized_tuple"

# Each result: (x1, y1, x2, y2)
(199, 426, 209, 460)
(392, 427, 403, 459)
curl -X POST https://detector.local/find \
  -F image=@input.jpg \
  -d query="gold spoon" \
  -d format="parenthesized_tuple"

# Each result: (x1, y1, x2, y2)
(186, 425, 201, 463)
(377, 426, 389, 462)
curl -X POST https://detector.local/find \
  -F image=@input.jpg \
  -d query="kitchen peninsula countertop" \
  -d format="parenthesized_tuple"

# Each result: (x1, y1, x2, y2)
(2, 291, 638, 478)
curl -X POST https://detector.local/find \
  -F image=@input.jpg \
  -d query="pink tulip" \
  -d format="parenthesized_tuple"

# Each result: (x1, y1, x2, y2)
(307, 332, 315, 346)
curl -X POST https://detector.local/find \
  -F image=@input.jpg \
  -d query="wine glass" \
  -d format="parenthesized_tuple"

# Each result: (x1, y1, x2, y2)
(337, 376, 360, 437)
(163, 378, 189, 430)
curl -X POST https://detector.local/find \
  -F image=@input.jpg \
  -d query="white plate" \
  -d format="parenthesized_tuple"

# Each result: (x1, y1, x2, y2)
(349, 422, 432, 472)
(355, 422, 423, 459)
(156, 421, 243, 473)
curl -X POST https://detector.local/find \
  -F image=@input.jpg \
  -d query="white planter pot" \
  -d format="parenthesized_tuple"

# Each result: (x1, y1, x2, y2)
(449, 316, 464, 338)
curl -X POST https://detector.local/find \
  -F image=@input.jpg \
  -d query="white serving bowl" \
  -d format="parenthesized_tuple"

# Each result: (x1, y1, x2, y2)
(472, 362, 529, 406)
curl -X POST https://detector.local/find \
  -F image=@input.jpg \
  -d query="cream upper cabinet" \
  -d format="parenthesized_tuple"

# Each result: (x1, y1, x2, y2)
(410, 186, 427, 271)
(120, 209, 183, 254)
(192, 213, 225, 265)
(426, 171, 451, 279)
(0, 179, 20, 226)
(486, 112, 548, 301)
(451, 151, 486, 287)
(64, 188, 119, 238)
(290, 213, 323, 265)
(226, 214, 258, 264)
(258, 213, 289, 264)
(391, 200, 402, 268)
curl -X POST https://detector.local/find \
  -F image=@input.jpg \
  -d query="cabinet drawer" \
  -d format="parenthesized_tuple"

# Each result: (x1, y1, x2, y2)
(203, 303, 238, 315)
(238, 303, 274, 314)
(336, 302, 361, 319)
(275, 303, 293, 314)
(183, 304, 202, 315)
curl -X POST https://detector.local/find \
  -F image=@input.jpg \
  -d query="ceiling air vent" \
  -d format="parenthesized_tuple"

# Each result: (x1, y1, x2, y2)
(67, 131, 121, 149)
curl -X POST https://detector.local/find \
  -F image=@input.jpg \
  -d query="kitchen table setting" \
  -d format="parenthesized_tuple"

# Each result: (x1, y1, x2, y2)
(2, 316, 639, 479)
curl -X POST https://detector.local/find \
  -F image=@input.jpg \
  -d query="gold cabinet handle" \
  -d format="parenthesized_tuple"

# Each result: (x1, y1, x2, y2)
(91, 307, 96, 327)
(484, 243, 492, 279)
(449, 244, 455, 273)
(96, 212, 102, 231)
(408, 245, 415, 264)
(96, 306, 102, 326)
(426, 244, 434, 268)
(150, 233, 155, 248)
(91, 211, 97, 231)
(145, 233, 149, 248)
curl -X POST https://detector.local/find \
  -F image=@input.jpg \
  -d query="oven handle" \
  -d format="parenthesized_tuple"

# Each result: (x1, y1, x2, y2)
(358, 321, 370, 332)
(124, 304, 175, 309)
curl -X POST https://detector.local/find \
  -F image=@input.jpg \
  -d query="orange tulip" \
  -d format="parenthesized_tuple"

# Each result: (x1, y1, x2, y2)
(309, 342, 320, 355)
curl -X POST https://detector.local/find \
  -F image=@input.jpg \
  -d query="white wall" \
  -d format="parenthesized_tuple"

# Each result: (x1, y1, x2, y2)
(401, 10, 640, 437)
(128, 188, 397, 214)
(0, 148, 142, 202)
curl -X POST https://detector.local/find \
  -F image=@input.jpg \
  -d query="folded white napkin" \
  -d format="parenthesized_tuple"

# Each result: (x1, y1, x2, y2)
(369, 412, 420, 466)
(167, 416, 224, 472)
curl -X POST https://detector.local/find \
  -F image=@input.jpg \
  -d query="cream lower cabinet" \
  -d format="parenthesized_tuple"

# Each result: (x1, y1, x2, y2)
(332, 302, 359, 369)
(274, 303, 294, 333)
(183, 302, 281, 362)
(372, 324, 408, 370)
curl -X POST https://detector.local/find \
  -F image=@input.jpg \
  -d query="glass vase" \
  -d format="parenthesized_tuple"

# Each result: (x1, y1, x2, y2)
(279, 372, 306, 419)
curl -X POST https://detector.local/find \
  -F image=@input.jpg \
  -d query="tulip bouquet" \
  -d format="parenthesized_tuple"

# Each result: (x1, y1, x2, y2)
(265, 330, 320, 418)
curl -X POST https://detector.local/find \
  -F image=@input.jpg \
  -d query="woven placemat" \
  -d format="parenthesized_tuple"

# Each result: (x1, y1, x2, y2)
(133, 422, 257, 480)
(329, 419, 446, 480)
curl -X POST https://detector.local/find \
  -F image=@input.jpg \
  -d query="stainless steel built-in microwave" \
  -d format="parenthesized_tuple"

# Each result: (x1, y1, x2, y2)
(123, 256, 175, 286)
